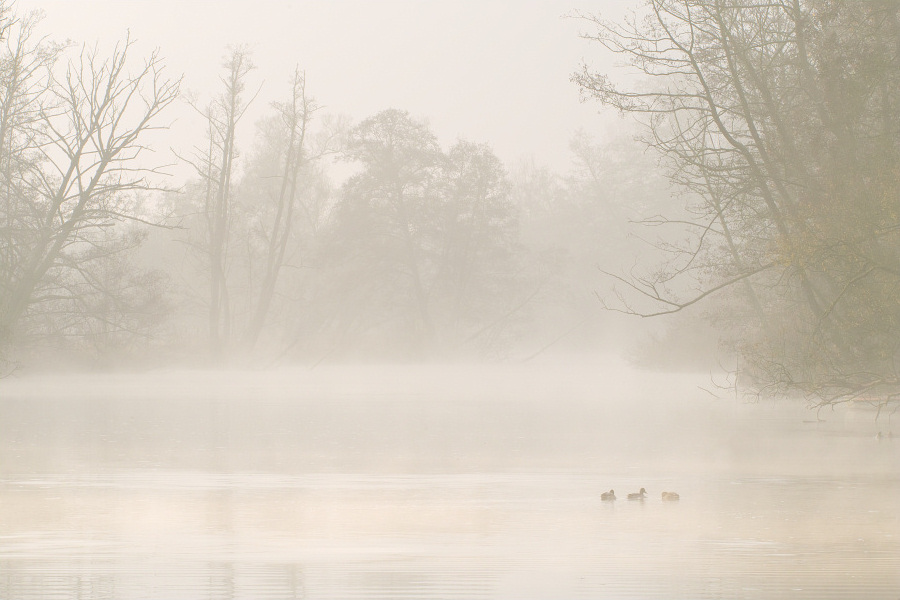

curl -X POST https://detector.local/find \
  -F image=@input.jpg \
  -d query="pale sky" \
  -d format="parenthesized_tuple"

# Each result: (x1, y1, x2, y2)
(15, 0, 636, 173)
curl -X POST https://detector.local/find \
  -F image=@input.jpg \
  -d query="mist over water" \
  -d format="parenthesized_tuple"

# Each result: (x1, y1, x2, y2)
(2, 1, 900, 597)
(2, 361, 897, 599)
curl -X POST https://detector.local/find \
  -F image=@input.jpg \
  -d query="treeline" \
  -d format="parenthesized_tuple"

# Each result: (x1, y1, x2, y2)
(576, 0, 900, 405)
(0, 3, 673, 370)
(13, 0, 891, 410)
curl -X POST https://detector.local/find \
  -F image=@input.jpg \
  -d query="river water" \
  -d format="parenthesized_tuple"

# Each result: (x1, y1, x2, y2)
(1, 360, 898, 599)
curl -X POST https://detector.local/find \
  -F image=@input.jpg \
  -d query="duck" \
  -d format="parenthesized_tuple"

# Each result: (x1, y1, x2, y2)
(600, 489, 616, 501)
(661, 491, 680, 501)
(627, 487, 647, 500)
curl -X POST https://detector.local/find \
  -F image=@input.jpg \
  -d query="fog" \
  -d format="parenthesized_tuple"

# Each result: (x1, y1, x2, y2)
(1, 1, 899, 598)
(2, 363, 898, 598)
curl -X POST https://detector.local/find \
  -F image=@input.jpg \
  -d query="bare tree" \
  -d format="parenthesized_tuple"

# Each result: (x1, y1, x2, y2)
(183, 48, 256, 361)
(240, 68, 343, 350)
(0, 3, 179, 359)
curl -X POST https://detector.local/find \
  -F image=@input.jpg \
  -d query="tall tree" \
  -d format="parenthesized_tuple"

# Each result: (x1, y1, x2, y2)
(184, 48, 255, 361)
(575, 0, 900, 405)
(322, 109, 523, 358)
(333, 109, 444, 354)
(241, 69, 340, 350)
(437, 140, 521, 351)
(0, 3, 179, 360)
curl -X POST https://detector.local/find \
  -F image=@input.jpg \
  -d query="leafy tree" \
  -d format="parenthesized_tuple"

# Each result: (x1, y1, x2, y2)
(435, 140, 521, 350)
(324, 109, 444, 355)
(322, 109, 523, 358)
(575, 0, 900, 406)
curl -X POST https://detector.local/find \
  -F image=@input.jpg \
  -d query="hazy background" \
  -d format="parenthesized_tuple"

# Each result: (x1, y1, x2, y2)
(1, 2, 899, 597)
(5, 0, 708, 371)
(17, 0, 629, 173)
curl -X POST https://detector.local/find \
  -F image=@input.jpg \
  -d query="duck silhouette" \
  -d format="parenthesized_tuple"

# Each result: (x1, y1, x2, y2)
(627, 487, 647, 500)
(661, 491, 680, 501)
(600, 489, 616, 501)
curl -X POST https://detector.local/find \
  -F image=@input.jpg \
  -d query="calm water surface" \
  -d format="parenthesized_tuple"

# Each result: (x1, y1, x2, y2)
(1, 361, 898, 599)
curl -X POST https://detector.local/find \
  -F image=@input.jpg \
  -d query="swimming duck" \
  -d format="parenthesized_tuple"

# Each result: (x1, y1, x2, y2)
(661, 491, 680, 501)
(627, 487, 647, 500)
(601, 489, 616, 501)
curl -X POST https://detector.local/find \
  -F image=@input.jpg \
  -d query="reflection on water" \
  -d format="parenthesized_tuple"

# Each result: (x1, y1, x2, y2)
(1, 362, 898, 599)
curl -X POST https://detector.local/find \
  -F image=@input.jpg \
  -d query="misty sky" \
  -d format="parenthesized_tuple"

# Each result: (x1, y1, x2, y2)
(16, 0, 635, 173)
